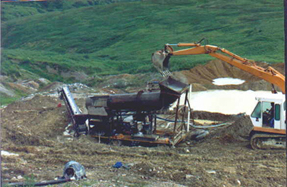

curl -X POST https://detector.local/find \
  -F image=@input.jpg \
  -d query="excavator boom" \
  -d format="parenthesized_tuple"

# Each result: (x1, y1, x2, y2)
(152, 42, 285, 93)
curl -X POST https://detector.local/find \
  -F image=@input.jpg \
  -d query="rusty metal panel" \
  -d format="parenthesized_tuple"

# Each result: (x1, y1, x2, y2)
(87, 95, 109, 107)
(87, 107, 108, 116)
(159, 76, 189, 95)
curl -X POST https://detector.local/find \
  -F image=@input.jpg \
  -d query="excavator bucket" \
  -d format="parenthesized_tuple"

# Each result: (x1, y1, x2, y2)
(151, 50, 171, 76)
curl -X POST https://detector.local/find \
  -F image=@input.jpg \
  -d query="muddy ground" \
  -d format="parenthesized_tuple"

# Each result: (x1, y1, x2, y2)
(1, 93, 286, 187)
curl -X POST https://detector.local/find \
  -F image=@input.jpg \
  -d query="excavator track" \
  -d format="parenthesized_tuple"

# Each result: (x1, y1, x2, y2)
(250, 133, 286, 150)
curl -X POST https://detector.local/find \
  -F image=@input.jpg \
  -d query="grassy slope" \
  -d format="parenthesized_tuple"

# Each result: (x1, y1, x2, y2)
(1, 0, 284, 81)
(1, 0, 141, 21)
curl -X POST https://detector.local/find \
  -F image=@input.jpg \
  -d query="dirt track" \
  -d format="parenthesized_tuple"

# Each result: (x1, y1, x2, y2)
(1, 94, 286, 186)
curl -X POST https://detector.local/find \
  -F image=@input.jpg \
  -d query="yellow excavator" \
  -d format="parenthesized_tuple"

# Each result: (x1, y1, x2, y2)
(152, 40, 286, 149)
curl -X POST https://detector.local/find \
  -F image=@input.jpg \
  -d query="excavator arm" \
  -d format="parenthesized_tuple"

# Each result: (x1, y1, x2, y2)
(152, 42, 285, 94)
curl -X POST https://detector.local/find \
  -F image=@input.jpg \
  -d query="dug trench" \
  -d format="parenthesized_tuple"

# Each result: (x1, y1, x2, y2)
(1, 61, 286, 186)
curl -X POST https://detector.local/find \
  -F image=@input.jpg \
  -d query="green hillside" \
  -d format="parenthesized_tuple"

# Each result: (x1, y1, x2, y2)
(1, 0, 284, 82)
(1, 0, 141, 21)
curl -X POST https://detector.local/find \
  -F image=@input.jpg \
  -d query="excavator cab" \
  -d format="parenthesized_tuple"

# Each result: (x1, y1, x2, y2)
(249, 94, 286, 149)
(250, 95, 285, 130)
(252, 102, 275, 128)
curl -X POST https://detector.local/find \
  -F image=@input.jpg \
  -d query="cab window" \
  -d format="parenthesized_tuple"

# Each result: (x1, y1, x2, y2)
(275, 104, 280, 120)
(251, 102, 261, 118)
(262, 102, 273, 114)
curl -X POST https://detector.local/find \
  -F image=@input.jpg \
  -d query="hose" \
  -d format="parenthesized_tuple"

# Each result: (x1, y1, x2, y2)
(190, 122, 233, 129)
(5, 178, 72, 186)
(156, 116, 232, 129)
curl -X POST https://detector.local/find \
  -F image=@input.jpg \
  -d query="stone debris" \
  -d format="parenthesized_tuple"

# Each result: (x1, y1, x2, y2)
(1, 150, 19, 157)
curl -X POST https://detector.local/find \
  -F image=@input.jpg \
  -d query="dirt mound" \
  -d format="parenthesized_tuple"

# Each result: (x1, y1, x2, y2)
(173, 60, 284, 91)
(192, 111, 241, 122)
(190, 111, 253, 142)
(1, 95, 67, 147)
(4, 95, 59, 110)
(220, 115, 254, 141)
(207, 115, 254, 143)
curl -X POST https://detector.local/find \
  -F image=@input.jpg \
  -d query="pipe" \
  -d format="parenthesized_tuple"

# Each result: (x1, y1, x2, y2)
(187, 85, 192, 132)
(156, 116, 232, 128)
(5, 178, 72, 186)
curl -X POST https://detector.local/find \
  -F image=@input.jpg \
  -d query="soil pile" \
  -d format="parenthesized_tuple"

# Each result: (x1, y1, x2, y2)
(191, 111, 253, 142)
(1, 95, 67, 147)
(192, 111, 241, 122)
(174, 60, 284, 91)
(219, 115, 254, 141)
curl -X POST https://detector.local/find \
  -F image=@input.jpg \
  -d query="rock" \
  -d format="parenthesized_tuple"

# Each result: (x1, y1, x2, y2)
(128, 163, 135, 167)
(0, 75, 8, 82)
(38, 78, 50, 85)
(237, 179, 241, 186)
(0, 83, 15, 97)
(61, 71, 88, 81)
(1, 150, 19, 157)
(206, 170, 216, 174)
(141, 176, 148, 179)
(17, 175, 23, 180)
(190, 129, 210, 140)
(46, 65, 58, 74)
(27, 81, 40, 89)
(195, 130, 209, 139)
(185, 174, 193, 179)
(223, 167, 237, 174)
